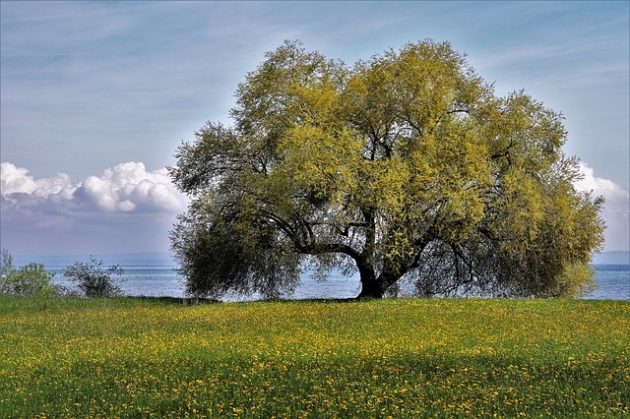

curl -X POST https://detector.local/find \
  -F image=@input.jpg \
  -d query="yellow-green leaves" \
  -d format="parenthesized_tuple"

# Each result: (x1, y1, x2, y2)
(171, 40, 605, 299)
(277, 124, 360, 206)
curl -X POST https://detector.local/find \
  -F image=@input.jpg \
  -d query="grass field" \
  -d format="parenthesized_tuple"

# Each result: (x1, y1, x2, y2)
(1, 297, 628, 418)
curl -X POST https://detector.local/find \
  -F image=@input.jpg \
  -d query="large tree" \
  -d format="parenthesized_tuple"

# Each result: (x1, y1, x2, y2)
(170, 40, 604, 299)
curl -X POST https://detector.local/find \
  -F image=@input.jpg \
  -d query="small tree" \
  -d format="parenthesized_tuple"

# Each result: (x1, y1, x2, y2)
(63, 257, 124, 297)
(0, 249, 59, 297)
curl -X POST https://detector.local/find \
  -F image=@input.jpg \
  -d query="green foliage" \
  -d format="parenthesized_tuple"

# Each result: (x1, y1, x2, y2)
(0, 249, 59, 297)
(2, 264, 57, 297)
(63, 256, 124, 297)
(171, 40, 604, 298)
(0, 298, 628, 417)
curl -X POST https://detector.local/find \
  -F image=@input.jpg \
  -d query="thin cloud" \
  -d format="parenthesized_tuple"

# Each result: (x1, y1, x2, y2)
(472, 39, 626, 72)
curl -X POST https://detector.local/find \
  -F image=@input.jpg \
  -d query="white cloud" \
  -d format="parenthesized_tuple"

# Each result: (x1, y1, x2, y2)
(1, 161, 186, 215)
(0, 160, 189, 255)
(0, 162, 74, 198)
(575, 162, 629, 251)
(575, 162, 629, 208)
(75, 162, 184, 213)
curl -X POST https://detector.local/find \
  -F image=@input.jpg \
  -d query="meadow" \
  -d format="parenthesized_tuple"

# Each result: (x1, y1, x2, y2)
(1, 297, 628, 418)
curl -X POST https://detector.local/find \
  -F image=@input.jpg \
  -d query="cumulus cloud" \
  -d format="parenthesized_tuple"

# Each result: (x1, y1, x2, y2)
(575, 162, 629, 217)
(74, 162, 184, 212)
(1, 162, 74, 198)
(575, 162, 629, 201)
(1, 161, 188, 255)
(1, 161, 186, 215)
(574, 162, 629, 251)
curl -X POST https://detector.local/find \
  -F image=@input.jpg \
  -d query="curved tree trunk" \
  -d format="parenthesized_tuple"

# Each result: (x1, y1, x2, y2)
(356, 265, 387, 299)
(357, 260, 385, 299)
(356, 268, 402, 299)
(357, 279, 386, 299)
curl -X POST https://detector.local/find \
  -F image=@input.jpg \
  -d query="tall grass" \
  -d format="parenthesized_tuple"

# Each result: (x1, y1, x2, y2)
(1, 297, 628, 417)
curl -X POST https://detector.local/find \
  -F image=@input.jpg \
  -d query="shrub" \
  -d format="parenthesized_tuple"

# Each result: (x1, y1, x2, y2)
(0, 249, 60, 296)
(4, 264, 58, 296)
(63, 257, 124, 297)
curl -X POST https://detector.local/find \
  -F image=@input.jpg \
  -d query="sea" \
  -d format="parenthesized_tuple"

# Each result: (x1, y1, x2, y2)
(15, 254, 629, 301)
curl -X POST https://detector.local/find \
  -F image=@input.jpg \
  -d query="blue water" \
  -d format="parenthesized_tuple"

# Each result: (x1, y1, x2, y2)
(584, 265, 630, 300)
(45, 264, 629, 301)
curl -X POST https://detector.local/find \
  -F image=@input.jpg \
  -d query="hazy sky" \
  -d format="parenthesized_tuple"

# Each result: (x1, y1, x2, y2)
(1, 1, 628, 255)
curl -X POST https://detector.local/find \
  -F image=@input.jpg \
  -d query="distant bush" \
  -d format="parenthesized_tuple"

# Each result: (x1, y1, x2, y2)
(63, 257, 124, 297)
(0, 249, 61, 296)
(4, 264, 58, 296)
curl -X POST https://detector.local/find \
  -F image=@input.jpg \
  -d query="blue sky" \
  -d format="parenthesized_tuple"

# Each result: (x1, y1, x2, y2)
(1, 1, 628, 255)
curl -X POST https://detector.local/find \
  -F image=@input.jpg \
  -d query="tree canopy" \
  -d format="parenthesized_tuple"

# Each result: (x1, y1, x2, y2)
(170, 40, 604, 299)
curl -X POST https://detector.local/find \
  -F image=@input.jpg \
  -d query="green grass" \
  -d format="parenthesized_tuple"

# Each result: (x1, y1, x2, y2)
(1, 297, 628, 418)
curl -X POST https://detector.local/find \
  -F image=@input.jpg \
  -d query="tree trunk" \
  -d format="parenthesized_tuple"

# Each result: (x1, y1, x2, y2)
(356, 267, 385, 299)
(357, 279, 385, 299)
(357, 268, 403, 299)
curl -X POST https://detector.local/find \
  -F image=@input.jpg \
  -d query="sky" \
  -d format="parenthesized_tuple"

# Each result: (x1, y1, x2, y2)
(1, 1, 628, 256)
